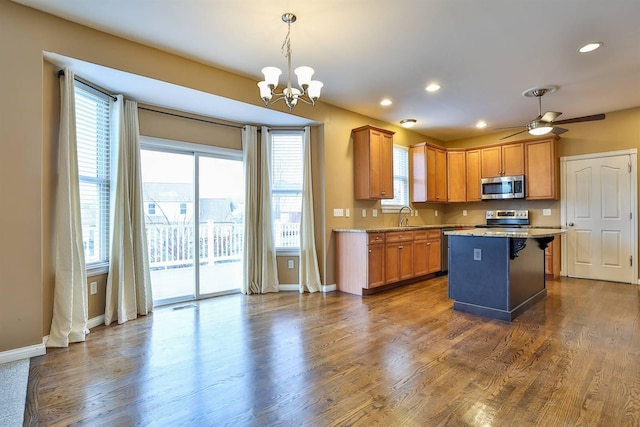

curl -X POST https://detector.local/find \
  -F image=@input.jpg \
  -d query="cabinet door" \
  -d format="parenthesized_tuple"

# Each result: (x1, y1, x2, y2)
(435, 148, 447, 201)
(353, 126, 394, 200)
(426, 146, 437, 201)
(367, 244, 385, 288)
(385, 243, 401, 283)
(466, 149, 482, 201)
(502, 143, 524, 176)
(413, 239, 429, 277)
(481, 146, 502, 177)
(368, 130, 384, 198)
(399, 243, 414, 280)
(525, 138, 557, 200)
(447, 150, 466, 202)
(427, 237, 442, 273)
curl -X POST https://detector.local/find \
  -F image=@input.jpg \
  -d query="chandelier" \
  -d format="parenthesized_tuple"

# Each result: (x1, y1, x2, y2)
(257, 13, 323, 112)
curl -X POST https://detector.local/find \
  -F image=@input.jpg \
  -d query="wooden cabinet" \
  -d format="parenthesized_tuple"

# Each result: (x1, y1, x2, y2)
(411, 142, 447, 202)
(466, 149, 482, 202)
(335, 229, 442, 295)
(353, 125, 394, 200)
(525, 136, 559, 200)
(545, 238, 560, 279)
(447, 150, 467, 202)
(481, 142, 524, 177)
(385, 231, 414, 283)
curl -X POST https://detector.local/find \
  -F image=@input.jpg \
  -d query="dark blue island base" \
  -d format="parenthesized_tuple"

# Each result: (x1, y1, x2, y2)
(448, 235, 553, 322)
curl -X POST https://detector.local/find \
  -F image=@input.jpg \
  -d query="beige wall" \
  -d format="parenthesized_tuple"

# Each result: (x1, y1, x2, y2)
(2, 1, 639, 354)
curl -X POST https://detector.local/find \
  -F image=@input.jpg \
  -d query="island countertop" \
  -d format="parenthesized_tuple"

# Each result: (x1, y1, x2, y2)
(445, 227, 566, 238)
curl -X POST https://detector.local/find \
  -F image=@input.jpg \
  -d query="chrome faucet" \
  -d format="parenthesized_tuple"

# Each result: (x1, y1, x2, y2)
(398, 206, 411, 227)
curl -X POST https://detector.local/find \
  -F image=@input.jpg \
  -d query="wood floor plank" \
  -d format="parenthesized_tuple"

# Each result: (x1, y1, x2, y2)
(25, 276, 640, 426)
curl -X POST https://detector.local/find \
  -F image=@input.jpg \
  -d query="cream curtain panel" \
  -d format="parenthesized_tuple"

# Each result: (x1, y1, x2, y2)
(105, 98, 153, 325)
(48, 68, 89, 347)
(242, 125, 279, 294)
(299, 126, 322, 293)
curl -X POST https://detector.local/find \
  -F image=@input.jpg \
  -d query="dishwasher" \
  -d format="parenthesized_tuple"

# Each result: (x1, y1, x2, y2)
(440, 228, 454, 273)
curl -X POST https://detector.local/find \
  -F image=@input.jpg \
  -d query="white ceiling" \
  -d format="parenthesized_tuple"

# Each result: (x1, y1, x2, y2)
(15, 0, 640, 141)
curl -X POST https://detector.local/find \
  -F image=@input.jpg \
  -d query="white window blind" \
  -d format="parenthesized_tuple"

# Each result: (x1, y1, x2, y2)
(381, 145, 409, 208)
(270, 130, 303, 249)
(75, 82, 111, 266)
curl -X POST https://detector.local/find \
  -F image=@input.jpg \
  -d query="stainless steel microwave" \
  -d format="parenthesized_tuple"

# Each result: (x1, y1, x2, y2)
(480, 175, 525, 200)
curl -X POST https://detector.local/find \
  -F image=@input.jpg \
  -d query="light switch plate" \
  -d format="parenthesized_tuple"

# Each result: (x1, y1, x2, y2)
(362, 209, 367, 217)
(288, 259, 294, 269)
(543, 209, 551, 216)
(333, 208, 344, 217)
(463, 210, 468, 216)
(372, 209, 378, 217)
(345, 208, 350, 218)
(90, 281, 97, 295)
(473, 248, 482, 261)
(435, 210, 438, 217)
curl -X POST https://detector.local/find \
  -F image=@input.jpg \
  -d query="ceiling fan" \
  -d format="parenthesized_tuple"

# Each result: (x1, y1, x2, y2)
(499, 86, 606, 140)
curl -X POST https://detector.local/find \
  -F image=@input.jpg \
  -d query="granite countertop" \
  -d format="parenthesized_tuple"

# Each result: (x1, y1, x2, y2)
(445, 227, 566, 238)
(333, 224, 478, 233)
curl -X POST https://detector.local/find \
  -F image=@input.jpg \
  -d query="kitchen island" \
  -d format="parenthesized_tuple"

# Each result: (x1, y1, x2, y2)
(445, 228, 566, 321)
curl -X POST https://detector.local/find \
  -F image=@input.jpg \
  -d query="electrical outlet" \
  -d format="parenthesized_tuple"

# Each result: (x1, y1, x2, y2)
(333, 208, 344, 217)
(90, 281, 98, 295)
(435, 210, 438, 217)
(473, 248, 482, 261)
(362, 209, 367, 217)
(345, 208, 350, 218)
(463, 210, 468, 216)
(372, 209, 378, 217)
(543, 209, 551, 216)
(288, 259, 294, 269)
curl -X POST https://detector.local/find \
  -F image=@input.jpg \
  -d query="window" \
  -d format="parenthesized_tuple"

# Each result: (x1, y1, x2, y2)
(270, 130, 303, 250)
(75, 82, 111, 267)
(381, 145, 409, 210)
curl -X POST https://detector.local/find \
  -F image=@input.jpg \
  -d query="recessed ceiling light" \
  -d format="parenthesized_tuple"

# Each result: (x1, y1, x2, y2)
(578, 42, 603, 53)
(475, 121, 488, 129)
(400, 119, 417, 128)
(425, 83, 441, 93)
(380, 98, 392, 106)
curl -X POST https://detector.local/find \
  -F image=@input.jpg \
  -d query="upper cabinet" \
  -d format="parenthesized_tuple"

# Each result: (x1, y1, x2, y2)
(525, 136, 559, 200)
(446, 149, 467, 202)
(411, 142, 447, 203)
(465, 149, 482, 202)
(480, 142, 524, 177)
(353, 125, 394, 200)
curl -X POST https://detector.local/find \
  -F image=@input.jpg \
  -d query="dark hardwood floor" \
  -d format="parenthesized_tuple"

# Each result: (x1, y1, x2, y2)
(26, 276, 640, 426)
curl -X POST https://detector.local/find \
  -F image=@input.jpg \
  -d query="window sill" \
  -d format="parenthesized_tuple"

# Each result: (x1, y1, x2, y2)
(380, 205, 407, 214)
(276, 248, 300, 257)
(87, 263, 109, 277)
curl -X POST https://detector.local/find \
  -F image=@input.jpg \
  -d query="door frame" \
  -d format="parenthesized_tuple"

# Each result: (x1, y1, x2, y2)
(560, 149, 638, 285)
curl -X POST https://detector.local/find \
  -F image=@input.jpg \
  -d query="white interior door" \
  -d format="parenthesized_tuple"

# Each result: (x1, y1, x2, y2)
(564, 153, 635, 283)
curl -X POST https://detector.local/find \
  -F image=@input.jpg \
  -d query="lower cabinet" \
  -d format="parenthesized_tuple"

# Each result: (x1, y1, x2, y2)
(545, 239, 560, 279)
(385, 231, 414, 283)
(335, 229, 442, 296)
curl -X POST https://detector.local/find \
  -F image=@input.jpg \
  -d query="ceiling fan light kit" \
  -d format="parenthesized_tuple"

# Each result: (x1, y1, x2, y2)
(499, 85, 606, 140)
(257, 12, 323, 112)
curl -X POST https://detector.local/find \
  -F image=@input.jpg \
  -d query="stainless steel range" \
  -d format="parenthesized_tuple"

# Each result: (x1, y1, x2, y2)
(481, 209, 529, 227)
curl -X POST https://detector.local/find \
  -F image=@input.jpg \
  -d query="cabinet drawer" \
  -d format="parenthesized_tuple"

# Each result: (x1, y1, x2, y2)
(385, 231, 414, 243)
(368, 232, 385, 245)
(413, 230, 429, 240)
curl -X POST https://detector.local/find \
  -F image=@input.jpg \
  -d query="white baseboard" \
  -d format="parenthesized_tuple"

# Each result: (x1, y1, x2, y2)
(279, 284, 337, 292)
(88, 315, 105, 329)
(0, 342, 46, 365)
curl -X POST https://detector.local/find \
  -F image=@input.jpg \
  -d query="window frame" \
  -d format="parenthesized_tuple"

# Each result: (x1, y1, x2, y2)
(74, 81, 113, 275)
(269, 129, 304, 255)
(380, 144, 410, 213)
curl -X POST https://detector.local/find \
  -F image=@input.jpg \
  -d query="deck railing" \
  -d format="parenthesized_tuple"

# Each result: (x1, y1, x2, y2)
(145, 221, 299, 270)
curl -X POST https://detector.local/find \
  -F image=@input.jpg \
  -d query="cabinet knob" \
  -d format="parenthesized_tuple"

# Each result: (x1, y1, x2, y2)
(427, 243, 431, 246)
(381, 191, 386, 195)
(368, 249, 372, 253)
(399, 246, 403, 249)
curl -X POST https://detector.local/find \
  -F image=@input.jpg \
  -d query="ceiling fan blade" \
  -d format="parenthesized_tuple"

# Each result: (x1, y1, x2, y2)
(494, 125, 525, 130)
(554, 113, 605, 125)
(541, 111, 562, 122)
(551, 127, 568, 135)
(500, 129, 528, 140)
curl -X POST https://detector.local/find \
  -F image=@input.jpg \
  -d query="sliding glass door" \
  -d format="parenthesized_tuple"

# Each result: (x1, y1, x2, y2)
(140, 143, 243, 306)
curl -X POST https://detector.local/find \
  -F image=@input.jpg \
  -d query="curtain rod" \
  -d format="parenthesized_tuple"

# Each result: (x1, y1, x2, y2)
(57, 69, 118, 102)
(137, 106, 244, 129)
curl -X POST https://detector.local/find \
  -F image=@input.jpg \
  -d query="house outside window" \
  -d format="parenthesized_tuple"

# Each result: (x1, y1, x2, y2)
(148, 202, 156, 215)
(75, 82, 111, 268)
(381, 145, 409, 211)
(270, 130, 303, 251)
(180, 202, 187, 215)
